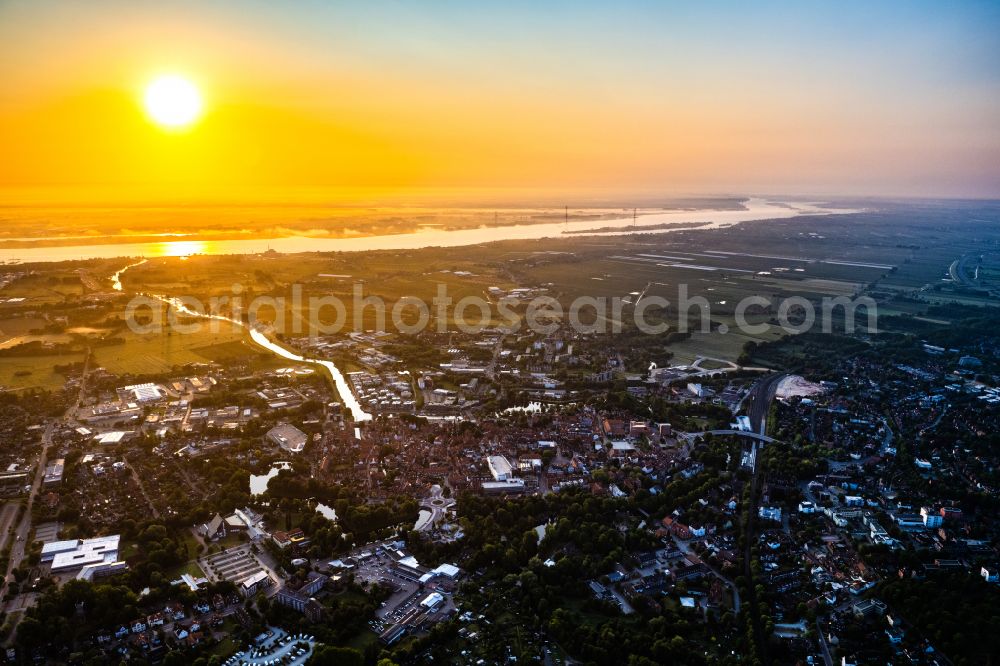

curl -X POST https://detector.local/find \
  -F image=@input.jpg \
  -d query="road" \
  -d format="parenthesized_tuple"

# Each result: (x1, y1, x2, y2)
(744, 373, 786, 436)
(486, 334, 506, 380)
(948, 253, 979, 289)
(816, 617, 834, 666)
(1, 422, 55, 609)
(878, 416, 894, 455)
(415, 484, 454, 532)
(0, 503, 21, 556)
(738, 373, 785, 665)
(670, 535, 740, 614)
(73, 347, 91, 411)
(694, 429, 780, 444)
(124, 458, 161, 519)
(2, 354, 92, 614)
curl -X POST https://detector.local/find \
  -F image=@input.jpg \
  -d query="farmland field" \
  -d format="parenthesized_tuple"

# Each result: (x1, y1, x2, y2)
(92, 326, 248, 376)
(0, 353, 85, 391)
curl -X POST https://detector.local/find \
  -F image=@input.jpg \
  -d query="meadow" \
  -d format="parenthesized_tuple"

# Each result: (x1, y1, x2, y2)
(0, 202, 997, 388)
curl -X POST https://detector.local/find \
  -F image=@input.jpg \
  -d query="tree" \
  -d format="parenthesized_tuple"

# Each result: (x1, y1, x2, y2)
(308, 645, 364, 666)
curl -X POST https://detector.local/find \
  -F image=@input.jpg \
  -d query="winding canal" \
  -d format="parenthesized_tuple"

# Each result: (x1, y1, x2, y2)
(112, 264, 372, 422)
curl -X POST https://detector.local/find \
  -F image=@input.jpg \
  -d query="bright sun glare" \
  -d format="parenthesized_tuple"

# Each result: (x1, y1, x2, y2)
(143, 75, 203, 129)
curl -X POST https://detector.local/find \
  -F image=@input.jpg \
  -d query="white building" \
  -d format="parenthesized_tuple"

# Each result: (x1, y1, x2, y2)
(482, 479, 526, 495)
(239, 570, 273, 597)
(687, 383, 707, 398)
(121, 383, 164, 403)
(94, 431, 129, 446)
(920, 507, 943, 528)
(420, 591, 444, 610)
(432, 563, 461, 579)
(758, 507, 782, 522)
(487, 455, 514, 481)
(43, 535, 121, 573)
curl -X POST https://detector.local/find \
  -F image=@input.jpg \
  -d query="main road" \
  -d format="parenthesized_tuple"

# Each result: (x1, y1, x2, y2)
(744, 373, 787, 436)
(739, 372, 785, 666)
(2, 353, 92, 623)
(1, 422, 55, 609)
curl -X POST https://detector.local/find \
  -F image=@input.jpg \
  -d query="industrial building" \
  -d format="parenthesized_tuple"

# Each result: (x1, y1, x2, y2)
(119, 383, 164, 403)
(42, 535, 122, 573)
(487, 455, 514, 481)
(43, 458, 65, 486)
(266, 423, 308, 453)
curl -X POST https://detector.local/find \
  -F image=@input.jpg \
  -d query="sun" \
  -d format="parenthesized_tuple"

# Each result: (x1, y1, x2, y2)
(143, 75, 203, 129)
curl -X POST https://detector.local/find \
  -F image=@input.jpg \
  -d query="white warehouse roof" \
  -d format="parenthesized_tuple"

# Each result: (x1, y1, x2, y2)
(46, 535, 120, 572)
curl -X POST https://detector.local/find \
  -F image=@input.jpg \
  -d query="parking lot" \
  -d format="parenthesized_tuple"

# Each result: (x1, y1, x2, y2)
(223, 627, 316, 666)
(32, 521, 61, 544)
(350, 548, 422, 621)
(200, 545, 272, 584)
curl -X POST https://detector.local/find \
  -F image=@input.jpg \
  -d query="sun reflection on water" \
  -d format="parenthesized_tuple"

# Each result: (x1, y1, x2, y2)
(154, 240, 207, 258)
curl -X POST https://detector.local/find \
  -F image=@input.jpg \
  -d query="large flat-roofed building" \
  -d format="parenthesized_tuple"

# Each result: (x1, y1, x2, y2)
(43, 535, 121, 572)
(77, 560, 128, 581)
(119, 383, 164, 403)
(420, 591, 444, 610)
(482, 479, 526, 495)
(432, 563, 461, 579)
(275, 572, 327, 622)
(43, 458, 65, 486)
(487, 455, 514, 481)
(239, 569, 273, 597)
(266, 423, 308, 453)
(94, 431, 129, 446)
(0, 471, 29, 495)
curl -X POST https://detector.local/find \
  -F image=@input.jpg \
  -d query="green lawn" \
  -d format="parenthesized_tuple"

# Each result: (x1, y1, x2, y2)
(190, 339, 257, 362)
(204, 533, 248, 553)
(209, 636, 237, 659)
(165, 559, 207, 581)
(92, 326, 247, 375)
(0, 354, 84, 391)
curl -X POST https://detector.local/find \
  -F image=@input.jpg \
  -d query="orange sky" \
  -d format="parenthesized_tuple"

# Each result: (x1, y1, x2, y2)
(1, 1, 999, 202)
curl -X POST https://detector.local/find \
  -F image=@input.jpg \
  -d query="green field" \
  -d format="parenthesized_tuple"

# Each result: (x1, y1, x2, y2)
(0, 354, 84, 391)
(92, 326, 249, 375)
(164, 559, 207, 581)
(0, 317, 49, 341)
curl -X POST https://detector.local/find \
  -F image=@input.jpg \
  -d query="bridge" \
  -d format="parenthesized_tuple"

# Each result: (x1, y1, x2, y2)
(689, 429, 781, 444)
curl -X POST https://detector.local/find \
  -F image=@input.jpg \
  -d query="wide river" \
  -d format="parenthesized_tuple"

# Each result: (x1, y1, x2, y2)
(96, 198, 849, 422)
(1, 198, 847, 263)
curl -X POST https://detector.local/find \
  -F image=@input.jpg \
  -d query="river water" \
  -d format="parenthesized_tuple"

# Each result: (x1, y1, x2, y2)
(1, 198, 846, 263)
(96, 198, 848, 423)
(154, 292, 372, 421)
(113, 268, 373, 421)
(250, 462, 292, 495)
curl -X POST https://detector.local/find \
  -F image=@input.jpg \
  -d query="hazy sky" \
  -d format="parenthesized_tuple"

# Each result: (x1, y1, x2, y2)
(1, 0, 998, 201)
